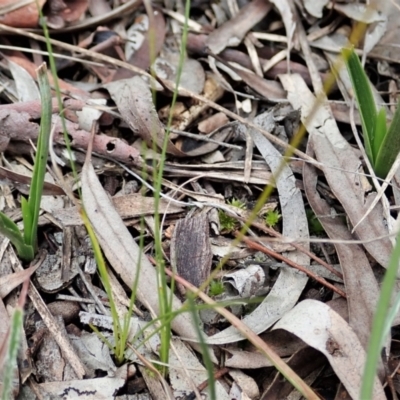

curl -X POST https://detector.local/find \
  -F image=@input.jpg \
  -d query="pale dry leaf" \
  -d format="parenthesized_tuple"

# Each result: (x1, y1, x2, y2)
(331, 2, 386, 24)
(138, 364, 173, 400)
(154, 54, 205, 95)
(303, 144, 382, 357)
(261, 347, 326, 400)
(302, 0, 329, 18)
(81, 160, 204, 352)
(70, 332, 116, 378)
(206, 111, 309, 345)
(205, 0, 272, 54)
(224, 349, 280, 369)
(115, 10, 166, 80)
(369, 1, 400, 63)
(273, 299, 385, 400)
(223, 264, 265, 298)
(0, 297, 10, 356)
(229, 370, 259, 400)
(168, 338, 230, 400)
(0, 262, 40, 299)
(269, 0, 298, 48)
(39, 377, 125, 399)
(8, 59, 39, 102)
(105, 76, 186, 157)
(280, 73, 392, 269)
(53, 193, 183, 226)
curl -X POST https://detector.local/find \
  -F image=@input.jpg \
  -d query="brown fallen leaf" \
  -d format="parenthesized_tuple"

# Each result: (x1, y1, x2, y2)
(273, 300, 386, 400)
(303, 143, 382, 361)
(205, 0, 272, 54)
(113, 10, 166, 81)
(53, 193, 183, 226)
(0, 0, 46, 28)
(45, 0, 89, 29)
(280, 73, 392, 269)
(0, 262, 41, 299)
(171, 214, 212, 289)
(105, 76, 187, 157)
(0, 166, 65, 196)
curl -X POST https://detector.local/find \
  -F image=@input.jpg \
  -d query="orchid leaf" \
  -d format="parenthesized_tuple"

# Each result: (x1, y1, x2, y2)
(342, 47, 377, 164)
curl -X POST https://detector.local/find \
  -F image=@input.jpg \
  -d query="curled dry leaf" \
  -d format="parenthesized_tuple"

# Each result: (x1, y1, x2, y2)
(273, 299, 386, 400)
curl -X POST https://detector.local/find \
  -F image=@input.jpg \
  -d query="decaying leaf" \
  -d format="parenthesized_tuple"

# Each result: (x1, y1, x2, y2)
(206, 109, 310, 345)
(280, 73, 392, 269)
(171, 213, 212, 289)
(105, 76, 186, 157)
(273, 300, 386, 400)
(206, 0, 272, 54)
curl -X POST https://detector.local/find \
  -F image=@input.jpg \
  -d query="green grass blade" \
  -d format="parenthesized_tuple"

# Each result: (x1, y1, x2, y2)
(374, 102, 400, 178)
(1, 306, 23, 400)
(24, 64, 52, 250)
(186, 294, 216, 400)
(342, 47, 377, 164)
(0, 212, 33, 260)
(360, 228, 400, 398)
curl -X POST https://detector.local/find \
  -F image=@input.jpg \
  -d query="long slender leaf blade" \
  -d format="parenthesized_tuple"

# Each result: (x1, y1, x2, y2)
(0, 307, 23, 400)
(375, 103, 400, 178)
(342, 47, 377, 164)
(361, 227, 400, 398)
(21, 196, 32, 245)
(0, 213, 33, 260)
(26, 64, 52, 250)
(372, 107, 387, 161)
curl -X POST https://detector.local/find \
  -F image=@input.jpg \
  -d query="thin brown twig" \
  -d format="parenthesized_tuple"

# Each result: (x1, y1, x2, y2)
(236, 215, 343, 280)
(234, 231, 347, 298)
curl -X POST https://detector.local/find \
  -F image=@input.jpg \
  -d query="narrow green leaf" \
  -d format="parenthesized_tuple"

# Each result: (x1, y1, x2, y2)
(374, 103, 400, 178)
(1, 308, 23, 400)
(20, 196, 32, 241)
(342, 47, 377, 164)
(0, 213, 33, 260)
(24, 64, 52, 249)
(372, 107, 387, 161)
(361, 227, 400, 398)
